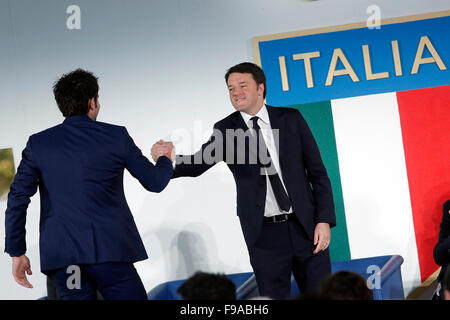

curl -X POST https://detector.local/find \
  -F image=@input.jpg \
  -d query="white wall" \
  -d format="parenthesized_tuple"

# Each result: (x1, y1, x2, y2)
(1, 0, 449, 299)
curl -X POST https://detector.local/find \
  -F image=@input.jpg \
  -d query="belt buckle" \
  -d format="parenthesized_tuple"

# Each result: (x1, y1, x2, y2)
(273, 214, 288, 223)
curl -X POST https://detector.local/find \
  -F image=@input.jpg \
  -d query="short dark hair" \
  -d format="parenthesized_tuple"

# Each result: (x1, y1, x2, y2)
(442, 199, 450, 222)
(225, 62, 267, 98)
(177, 271, 236, 300)
(319, 271, 373, 300)
(53, 69, 99, 117)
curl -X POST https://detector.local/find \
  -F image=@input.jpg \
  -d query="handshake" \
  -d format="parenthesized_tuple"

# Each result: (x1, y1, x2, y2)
(151, 140, 175, 162)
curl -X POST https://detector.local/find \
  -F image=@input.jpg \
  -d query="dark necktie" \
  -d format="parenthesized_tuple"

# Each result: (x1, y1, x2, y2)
(251, 116, 292, 212)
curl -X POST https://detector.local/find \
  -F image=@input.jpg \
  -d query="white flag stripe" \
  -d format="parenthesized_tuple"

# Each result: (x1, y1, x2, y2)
(331, 92, 421, 296)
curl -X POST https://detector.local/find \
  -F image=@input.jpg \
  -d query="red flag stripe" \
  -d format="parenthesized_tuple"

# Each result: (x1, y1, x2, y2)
(396, 85, 450, 282)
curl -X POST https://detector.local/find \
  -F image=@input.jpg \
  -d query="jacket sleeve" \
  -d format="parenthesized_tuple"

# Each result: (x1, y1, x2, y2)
(296, 110, 336, 227)
(172, 124, 223, 178)
(4, 137, 40, 257)
(122, 128, 173, 193)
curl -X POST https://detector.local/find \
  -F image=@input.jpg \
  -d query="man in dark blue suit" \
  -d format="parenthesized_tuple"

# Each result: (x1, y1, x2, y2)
(4, 69, 174, 299)
(170, 62, 336, 299)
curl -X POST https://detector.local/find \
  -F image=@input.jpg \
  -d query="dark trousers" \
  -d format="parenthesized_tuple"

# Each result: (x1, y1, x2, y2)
(46, 262, 148, 300)
(249, 216, 331, 299)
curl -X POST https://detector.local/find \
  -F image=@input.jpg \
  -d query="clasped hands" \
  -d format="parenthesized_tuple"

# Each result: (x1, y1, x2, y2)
(151, 139, 175, 162)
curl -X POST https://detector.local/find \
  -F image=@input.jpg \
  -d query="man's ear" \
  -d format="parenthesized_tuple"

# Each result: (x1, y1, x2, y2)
(258, 83, 265, 97)
(87, 97, 96, 111)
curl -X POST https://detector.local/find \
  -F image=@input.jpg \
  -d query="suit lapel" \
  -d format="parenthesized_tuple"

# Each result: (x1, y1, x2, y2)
(229, 111, 259, 168)
(266, 106, 286, 169)
(230, 111, 249, 131)
(229, 107, 288, 170)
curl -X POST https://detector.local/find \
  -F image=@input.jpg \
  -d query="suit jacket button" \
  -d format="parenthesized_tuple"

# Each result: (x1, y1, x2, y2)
(256, 204, 261, 208)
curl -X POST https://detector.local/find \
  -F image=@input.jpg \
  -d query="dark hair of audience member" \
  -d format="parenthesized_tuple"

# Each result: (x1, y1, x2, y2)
(318, 271, 373, 300)
(177, 271, 237, 300)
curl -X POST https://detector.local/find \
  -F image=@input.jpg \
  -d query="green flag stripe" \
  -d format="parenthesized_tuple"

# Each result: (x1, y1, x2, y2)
(287, 101, 351, 261)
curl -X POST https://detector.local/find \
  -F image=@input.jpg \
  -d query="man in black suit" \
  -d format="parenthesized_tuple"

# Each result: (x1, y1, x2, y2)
(168, 62, 336, 299)
(433, 199, 450, 300)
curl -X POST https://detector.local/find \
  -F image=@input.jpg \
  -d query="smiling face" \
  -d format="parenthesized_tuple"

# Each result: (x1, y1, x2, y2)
(227, 72, 265, 116)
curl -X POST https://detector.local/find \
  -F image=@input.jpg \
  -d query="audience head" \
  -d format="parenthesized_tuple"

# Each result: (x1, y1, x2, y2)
(177, 271, 236, 300)
(318, 271, 373, 300)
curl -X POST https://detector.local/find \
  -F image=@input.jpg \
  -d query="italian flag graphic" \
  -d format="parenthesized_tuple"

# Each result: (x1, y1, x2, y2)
(288, 84, 450, 295)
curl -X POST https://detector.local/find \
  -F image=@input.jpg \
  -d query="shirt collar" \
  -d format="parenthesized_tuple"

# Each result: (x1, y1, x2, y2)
(63, 115, 94, 124)
(240, 104, 270, 128)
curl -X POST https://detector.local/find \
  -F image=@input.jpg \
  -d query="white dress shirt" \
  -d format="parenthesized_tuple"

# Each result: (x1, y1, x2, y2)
(240, 105, 293, 217)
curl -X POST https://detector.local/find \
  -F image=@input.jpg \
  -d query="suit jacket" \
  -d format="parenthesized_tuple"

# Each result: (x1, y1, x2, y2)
(5, 115, 173, 272)
(434, 209, 450, 283)
(172, 106, 336, 249)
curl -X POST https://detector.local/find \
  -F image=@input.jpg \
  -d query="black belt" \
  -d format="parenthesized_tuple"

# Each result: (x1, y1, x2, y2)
(264, 214, 292, 223)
